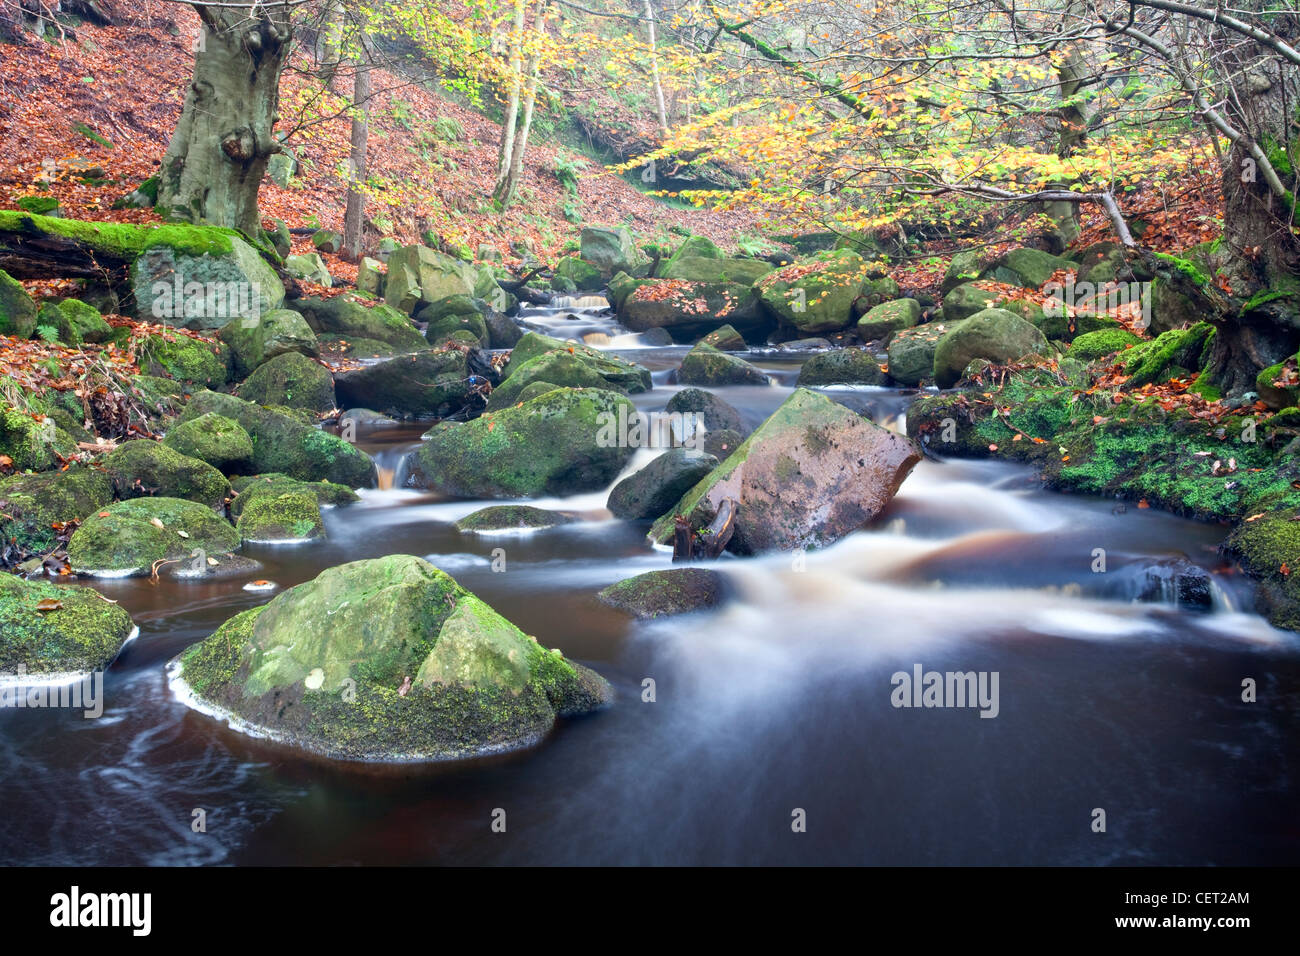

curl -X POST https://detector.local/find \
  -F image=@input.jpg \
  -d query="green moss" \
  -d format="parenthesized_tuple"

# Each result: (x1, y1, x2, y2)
(16, 196, 60, 215)
(1120, 322, 1214, 386)
(0, 212, 240, 260)
(0, 575, 136, 675)
(1153, 252, 1209, 288)
(236, 491, 324, 542)
(1069, 327, 1142, 361)
(138, 334, 228, 389)
(229, 473, 359, 518)
(0, 467, 112, 555)
(68, 497, 240, 575)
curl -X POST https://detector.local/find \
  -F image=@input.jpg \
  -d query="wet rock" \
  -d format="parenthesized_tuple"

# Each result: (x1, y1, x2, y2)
(0, 467, 112, 555)
(237, 491, 325, 543)
(777, 337, 833, 351)
(755, 249, 870, 333)
(649, 388, 921, 553)
(597, 568, 730, 619)
(100, 440, 231, 510)
(607, 448, 718, 520)
(169, 554, 612, 761)
(701, 324, 746, 351)
(796, 348, 887, 387)
(678, 342, 770, 387)
(887, 322, 954, 386)
(0, 574, 136, 676)
(1136, 558, 1215, 611)
(455, 505, 574, 532)
(665, 387, 749, 436)
(229, 474, 359, 518)
(68, 497, 240, 576)
(162, 412, 254, 473)
(484, 310, 523, 349)
(333, 348, 473, 419)
(294, 293, 427, 353)
(406, 387, 637, 497)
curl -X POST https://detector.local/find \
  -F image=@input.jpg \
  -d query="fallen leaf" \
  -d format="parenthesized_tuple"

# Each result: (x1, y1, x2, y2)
(35, 598, 63, 612)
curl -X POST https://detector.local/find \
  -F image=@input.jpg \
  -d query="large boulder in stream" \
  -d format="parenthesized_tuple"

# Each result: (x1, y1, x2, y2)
(333, 347, 473, 419)
(100, 440, 231, 510)
(489, 334, 650, 410)
(68, 497, 240, 577)
(677, 342, 770, 387)
(168, 555, 612, 761)
(606, 448, 719, 520)
(796, 348, 888, 387)
(621, 280, 769, 342)
(162, 413, 254, 473)
(0, 574, 137, 678)
(932, 308, 1048, 388)
(405, 387, 637, 498)
(649, 388, 921, 553)
(293, 294, 428, 353)
(237, 352, 337, 413)
(755, 250, 871, 333)
(175, 392, 376, 488)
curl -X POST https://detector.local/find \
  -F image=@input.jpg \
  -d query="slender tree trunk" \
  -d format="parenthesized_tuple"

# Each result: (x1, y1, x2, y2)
(644, 0, 669, 135)
(318, 0, 344, 90)
(156, 5, 292, 236)
(342, 60, 372, 262)
(492, 0, 527, 205)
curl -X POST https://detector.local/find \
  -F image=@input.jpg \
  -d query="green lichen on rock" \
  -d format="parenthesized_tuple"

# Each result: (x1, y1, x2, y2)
(176, 391, 375, 488)
(68, 497, 240, 576)
(137, 333, 229, 389)
(0, 403, 77, 472)
(0, 467, 112, 555)
(1069, 328, 1142, 362)
(229, 473, 358, 518)
(597, 568, 730, 619)
(678, 341, 770, 387)
(0, 575, 136, 676)
(162, 413, 254, 472)
(1225, 514, 1300, 630)
(100, 439, 231, 509)
(856, 298, 920, 340)
(170, 555, 612, 761)
(796, 347, 887, 387)
(755, 249, 871, 333)
(238, 352, 336, 412)
(407, 387, 637, 497)
(455, 505, 573, 532)
(489, 347, 650, 409)
(237, 490, 325, 543)
(217, 308, 319, 378)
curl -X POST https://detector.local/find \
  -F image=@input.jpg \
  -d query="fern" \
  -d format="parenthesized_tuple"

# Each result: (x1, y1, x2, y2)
(35, 325, 61, 344)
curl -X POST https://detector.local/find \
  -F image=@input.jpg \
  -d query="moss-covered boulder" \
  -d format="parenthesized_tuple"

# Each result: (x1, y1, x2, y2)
(137, 333, 228, 389)
(162, 412, 253, 472)
(383, 245, 475, 314)
(796, 348, 888, 387)
(294, 294, 427, 353)
(678, 342, 770, 387)
(238, 352, 336, 413)
(284, 252, 332, 287)
(622, 279, 766, 342)
(168, 555, 612, 761)
(0, 467, 112, 555)
(580, 225, 643, 276)
(218, 308, 319, 378)
(1069, 328, 1143, 362)
(608, 271, 649, 311)
(665, 387, 750, 436)
(229, 473, 358, 519)
(332, 347, 472, 418)
(597, 568, 730, 619)
(406, 387, 637, 497)
(422, 300, 489, 348)
(660, 256, 773, 284)
(0, 269, 38, 338)
(1119, 322, 1215, 387)
(933, 308, 1048, 388)
(0, 575, 136, 677)
(0, 404, 77, 472)
(68, 497, 240, 576)
(756, 250, 871, 333)
(940, 249, 998, 295)
(554, 256, 604, 292)
(488, 348, 650, 410)
(100, 440, 231, 509)
(886, 321, 956, 386)
(982, 248, 1073, 288)
(237, 491, 325, 543)
(132, 232, 285, 328)
(942, 283, 1002, 322)
(701, 324, 746, 350)
(455, 505, 574, 533)
(1256, 356, 1300, 410)
(1225, 514, 1300, 631)
(856, 298, 920, 340)
(36, 298, 112, 345)
(606, 448, 718, 520)
(649, 388, 921, 553)
(176, 392, 376, 488)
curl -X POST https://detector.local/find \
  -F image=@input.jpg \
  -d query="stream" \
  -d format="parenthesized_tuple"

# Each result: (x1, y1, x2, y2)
(1, 302, 1297, 866)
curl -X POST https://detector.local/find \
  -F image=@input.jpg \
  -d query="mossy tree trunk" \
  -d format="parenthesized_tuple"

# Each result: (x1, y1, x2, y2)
(155, 4, 292, 237)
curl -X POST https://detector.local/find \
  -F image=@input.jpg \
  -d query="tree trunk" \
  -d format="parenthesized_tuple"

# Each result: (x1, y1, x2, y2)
(342, 60, 372, 262)
(155, 5, 292, 237)
(644, 0, 669, 135)
(491, 0, 527, 206)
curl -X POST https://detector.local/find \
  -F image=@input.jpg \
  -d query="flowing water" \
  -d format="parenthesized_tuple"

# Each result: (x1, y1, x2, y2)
(2, 308, 1297, 866)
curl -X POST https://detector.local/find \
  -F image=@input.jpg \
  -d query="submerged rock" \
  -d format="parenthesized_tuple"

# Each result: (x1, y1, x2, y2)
(455, 505, 573, 533)
(405, 387, 637, 498)
(597, 568, 730, 619)
(0, 575, 136, 677)
(68, 497, 240, 577)
(649, 388, 921, 553)
(169, 555, 612, 761)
